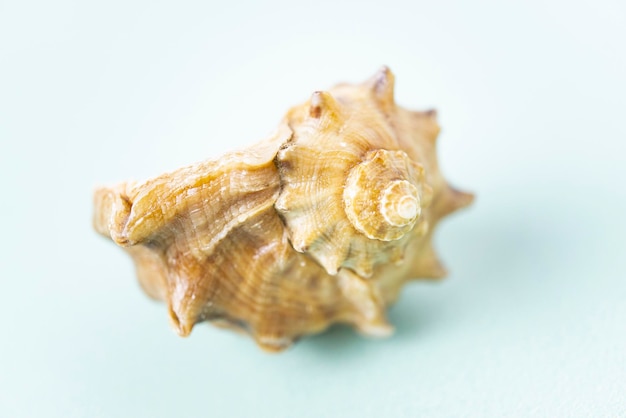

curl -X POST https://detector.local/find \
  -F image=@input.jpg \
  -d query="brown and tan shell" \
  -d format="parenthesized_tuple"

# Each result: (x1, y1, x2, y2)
(93, 67, 474, 352)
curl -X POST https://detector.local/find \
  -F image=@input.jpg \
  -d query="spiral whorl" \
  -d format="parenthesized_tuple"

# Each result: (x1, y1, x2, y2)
(343, 149, 422, 241)
(380, 180, 420, 227)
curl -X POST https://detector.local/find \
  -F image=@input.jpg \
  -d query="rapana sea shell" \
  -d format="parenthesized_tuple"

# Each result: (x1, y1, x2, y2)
(93, 67, 474, 352)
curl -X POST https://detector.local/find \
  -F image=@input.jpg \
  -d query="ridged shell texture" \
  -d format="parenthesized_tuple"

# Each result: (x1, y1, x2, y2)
(93, 67, 474, 351)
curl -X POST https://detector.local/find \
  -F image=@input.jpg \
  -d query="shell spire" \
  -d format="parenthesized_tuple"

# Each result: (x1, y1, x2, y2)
(343, 149, 424, 241)
(93, 67, 474, 352)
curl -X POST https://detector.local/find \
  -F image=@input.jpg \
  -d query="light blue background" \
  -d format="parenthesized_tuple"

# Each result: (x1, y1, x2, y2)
(1, 0, 625, 416)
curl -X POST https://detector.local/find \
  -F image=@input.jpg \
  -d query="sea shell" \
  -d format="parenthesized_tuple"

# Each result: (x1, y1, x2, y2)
(93, 67, 474, 352)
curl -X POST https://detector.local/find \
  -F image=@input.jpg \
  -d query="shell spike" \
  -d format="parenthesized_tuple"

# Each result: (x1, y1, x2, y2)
(424, 108, 437, 118)
(440, 185, 475, 216)
(411, 109, 441, 143)
(389, 245, 405, 265)
(338, 270, 393, 336)
(408, 243, 448, 279)
(354, 257, 375, 278)
(93, 185, 133, 246)
(309, 90, 341, 120)
(367, 66, 395, 108)
(450, 186, 475, 209)
(314, 241, 350, 276)
(166, 276, 207, 338)
(168, 304, 194, 337)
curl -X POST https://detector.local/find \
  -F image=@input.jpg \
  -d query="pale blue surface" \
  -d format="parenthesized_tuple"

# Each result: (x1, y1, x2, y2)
(1, 0, 625, 417)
